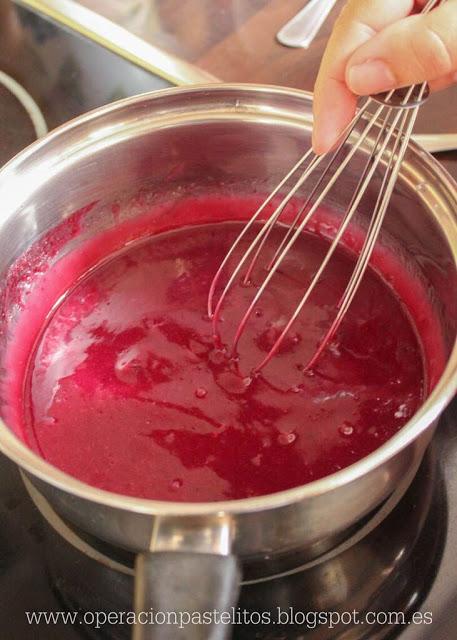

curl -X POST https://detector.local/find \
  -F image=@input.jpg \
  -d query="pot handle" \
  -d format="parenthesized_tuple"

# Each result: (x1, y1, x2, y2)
(133, 551, 241, 640)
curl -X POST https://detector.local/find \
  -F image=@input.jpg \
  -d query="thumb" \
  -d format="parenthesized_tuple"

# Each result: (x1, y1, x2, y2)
(346, 0, 457, 96)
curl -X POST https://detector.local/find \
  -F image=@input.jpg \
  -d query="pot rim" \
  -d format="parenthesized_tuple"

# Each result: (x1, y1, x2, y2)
(1, 82, 456, 516)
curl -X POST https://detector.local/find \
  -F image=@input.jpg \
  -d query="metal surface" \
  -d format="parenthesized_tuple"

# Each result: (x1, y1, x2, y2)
(15, 0, 218, 85)
(209, 80, 429, 373)
(149, 514, 232, 555)
(276, 0, 339, 49)
(414, 133, 457, 154)
(22, 457, 422, 585)
(0, 85, 456, 568)
(372, 84, 430, 110)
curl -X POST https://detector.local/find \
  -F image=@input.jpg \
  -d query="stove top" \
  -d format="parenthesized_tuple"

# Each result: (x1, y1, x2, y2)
(1, 4, 457, 640)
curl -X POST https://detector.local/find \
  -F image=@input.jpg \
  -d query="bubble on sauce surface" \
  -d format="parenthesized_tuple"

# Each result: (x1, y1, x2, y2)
(290, 384, 303, 394)
(394, 403, 409, 418)
(251, 454, 262, 466)
(277, 432, 297, 445)
(339, 424, 354, 437)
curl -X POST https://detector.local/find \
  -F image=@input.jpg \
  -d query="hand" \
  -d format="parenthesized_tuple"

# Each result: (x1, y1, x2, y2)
(312, 0, 457, 154)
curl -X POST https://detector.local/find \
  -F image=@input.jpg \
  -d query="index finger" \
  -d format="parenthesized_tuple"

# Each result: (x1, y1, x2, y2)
(313, 0, 415, 154)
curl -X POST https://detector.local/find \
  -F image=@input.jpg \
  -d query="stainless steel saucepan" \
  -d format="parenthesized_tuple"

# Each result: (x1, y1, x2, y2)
(0, 85, 456, 640)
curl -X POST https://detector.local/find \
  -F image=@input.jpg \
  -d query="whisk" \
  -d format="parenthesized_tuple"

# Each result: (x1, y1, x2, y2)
(208, 0, 440, 374)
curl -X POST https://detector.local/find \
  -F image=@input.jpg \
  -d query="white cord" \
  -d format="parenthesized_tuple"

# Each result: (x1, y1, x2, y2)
(0, 70, 48, 138)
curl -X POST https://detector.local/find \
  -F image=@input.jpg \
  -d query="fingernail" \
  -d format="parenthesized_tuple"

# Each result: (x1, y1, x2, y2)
(312, 126, 335, 156)
(311, 129, 324, 155)
(347, 59, 396, 95)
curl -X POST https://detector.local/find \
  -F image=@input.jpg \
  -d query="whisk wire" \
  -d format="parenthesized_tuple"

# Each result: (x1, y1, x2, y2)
(209, 0, 439, 371)
(208, 100, 372, 326)
(210, 151, 325, 334)
(231, 98, 388, 354)
(241, 154, 323, 285)
(306, 92, 425, 370)
(252, 95, 420, 372)
(207, 147, 314, 318)
(256, 101, 374, 277)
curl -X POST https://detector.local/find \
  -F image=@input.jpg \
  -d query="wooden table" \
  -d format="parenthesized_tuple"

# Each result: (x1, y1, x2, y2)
(80, 0, 457, 177)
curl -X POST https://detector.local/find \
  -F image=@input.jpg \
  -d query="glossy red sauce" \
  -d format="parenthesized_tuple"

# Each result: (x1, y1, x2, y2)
(2, 195, 445, 502)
